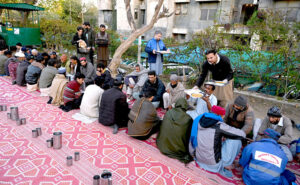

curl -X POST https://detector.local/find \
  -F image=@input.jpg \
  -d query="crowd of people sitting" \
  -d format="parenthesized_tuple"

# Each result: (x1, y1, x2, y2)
(0, 43, 299, 185)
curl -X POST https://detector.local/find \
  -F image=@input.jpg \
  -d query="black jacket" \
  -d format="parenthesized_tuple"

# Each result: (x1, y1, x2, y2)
(16, 60, 30, 86)
(100, 70, 114, 90)
(140, 77, 165, 102)
(84, 28, 96, 47)
(196, 54, 233, 87)
(71, 33, 87, 54)
(99, 87, 129, 127)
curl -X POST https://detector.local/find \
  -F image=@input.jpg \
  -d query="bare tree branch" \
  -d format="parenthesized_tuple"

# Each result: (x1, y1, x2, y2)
(109, 0, 172, 76)
(124, 0, 137, 31)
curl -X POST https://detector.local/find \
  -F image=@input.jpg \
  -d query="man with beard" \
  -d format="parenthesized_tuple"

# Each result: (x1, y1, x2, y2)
(256, 106, 294, 161)
(224, 95, 255, 136)
(80, 57, 96, 86)
(83, 22, 95, 64)
(139, 70, 165, 108)
(95, 24, 110, 65)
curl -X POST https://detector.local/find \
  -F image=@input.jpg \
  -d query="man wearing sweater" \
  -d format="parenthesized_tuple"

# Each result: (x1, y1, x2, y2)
(194, 49, 234, 107)
(80, 57, 96, 86)
(61, 73, 85, 112)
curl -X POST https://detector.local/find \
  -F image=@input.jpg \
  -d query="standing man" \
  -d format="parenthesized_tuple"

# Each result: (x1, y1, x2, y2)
(145, 30, 169, 76)
(95, 24, 110, 66)
(83, 22, 96, 64)
(71, 26, 88, 60)
(194, 49, 234, 108)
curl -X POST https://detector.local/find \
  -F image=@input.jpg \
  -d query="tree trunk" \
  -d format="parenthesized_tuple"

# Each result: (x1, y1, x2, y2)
(109, 0, 170, 76)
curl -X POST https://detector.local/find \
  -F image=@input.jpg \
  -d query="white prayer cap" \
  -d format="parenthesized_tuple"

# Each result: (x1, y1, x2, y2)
(15, 52, 25, 57)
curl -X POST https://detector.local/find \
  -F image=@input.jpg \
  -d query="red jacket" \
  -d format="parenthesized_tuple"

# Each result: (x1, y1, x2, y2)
(63, 80, 81, 104)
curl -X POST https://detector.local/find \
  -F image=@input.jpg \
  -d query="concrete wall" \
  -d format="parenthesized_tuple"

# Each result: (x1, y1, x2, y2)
(98, 0, 300, 42)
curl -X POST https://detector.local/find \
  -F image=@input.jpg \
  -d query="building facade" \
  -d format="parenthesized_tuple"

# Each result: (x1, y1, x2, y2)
(98, 0, 300, 42)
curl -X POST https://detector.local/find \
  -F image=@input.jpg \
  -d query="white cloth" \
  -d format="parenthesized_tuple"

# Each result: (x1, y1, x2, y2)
(26, 83, 38, 92)
(72, 113, 98, 124)
(80, 84, 104, 118)
(40, 88, 50, 96)
(163, 93, 175, 109)
(187, 94, 217, 120)
(126, 77, 136, 95)
(253, 118, 262, 140)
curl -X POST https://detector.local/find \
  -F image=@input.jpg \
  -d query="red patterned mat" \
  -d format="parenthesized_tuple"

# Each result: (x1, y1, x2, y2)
(0, 77, 299, 185)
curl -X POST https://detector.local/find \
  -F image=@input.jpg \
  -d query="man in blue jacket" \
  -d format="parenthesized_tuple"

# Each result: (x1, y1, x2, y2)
(145, 30, 169, 75)
(239, 128, 296, 185)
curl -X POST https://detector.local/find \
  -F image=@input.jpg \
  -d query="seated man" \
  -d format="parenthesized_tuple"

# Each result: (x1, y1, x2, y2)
(224, 95, 254, 136)
(80, 76, 105, 118)
(139, 70, 165, 108)
(16, 54, 33, 86)
(0, 49, 8, 75)
(25, 55, 45, 92)
(96, 62, 113, 90)
(163, 74, 185, 110)
(128, 87, 161, 140)
(80, 57, 96, 86)
(60, 73, 85, 112)
(157, 98, 193, 163)
(189, 106, 245, 177)
(48, 67, 69, 106)
(99, 77, 130, 134)
(187, 82, 217, 120)
(240, 128, 296, 185)
(4, 50, 13, 76)
(126, 64, 149, 100)
(58, 54, 71, 73)
(8, 52, 24, 84)
(256, 106, 294, 161)
(39, 59, 58, 96)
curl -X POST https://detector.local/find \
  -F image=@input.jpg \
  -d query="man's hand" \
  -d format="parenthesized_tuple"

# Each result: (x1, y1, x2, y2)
(96, 71, 101, 76)
(129, 84, 134, 88)
(168, 105, 172, 110)
(186, 94, 190, 99)
(167, 89, 170, 93)
(202, 96, 209, 102)
(153, 50, 156, 54)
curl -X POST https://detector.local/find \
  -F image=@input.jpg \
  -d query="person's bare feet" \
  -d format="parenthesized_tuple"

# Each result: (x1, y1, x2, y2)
(224, 164, 235, 171)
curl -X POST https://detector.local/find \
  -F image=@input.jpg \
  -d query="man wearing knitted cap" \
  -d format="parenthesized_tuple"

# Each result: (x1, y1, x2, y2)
(256, 106, 294, 161)
(163, 74, 185, 110)
(224, 95, 255, 136)
(189, 105, 245, 177)
(239, 128, 296, 185)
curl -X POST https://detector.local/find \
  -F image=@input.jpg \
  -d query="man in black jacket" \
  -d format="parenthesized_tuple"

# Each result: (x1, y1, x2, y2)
(71, 26, 88, 60)
(83, 22, 95, 64)
(194, 49, 234, 108)
(139, 70, 165, 108)
(99, 77, 130, 134)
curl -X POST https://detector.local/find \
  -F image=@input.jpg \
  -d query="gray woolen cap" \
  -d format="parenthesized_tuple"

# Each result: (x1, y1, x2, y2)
(170, 74, 178, 81)
(234, 95, 248, 108)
